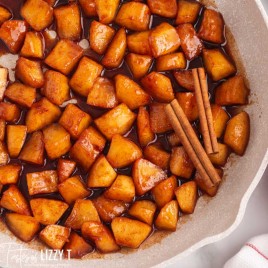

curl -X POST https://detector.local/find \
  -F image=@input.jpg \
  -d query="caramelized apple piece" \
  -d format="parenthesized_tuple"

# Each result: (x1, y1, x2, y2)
(70, 127, 106, 171)
(30, 198, 68, 225)
(0, 6, 11, 25)
(167, 132, 181, 147)
(198, 9, 225, 44)
(127, 31, 152, 56)
(149, 103, 173, 133)
(0, 119, 5, 141)
(7, 125, 27, 158)
(176, 92, 199, 122)
(155, 200, 179, 231)
(1, 185, 31, 215)
(170, 147, 195, 178)
(0, 20, 27, 53)
(175, 181, 197, 214)
(128, 200, 156, 225)
(64, 232, 93, 259)
(19, 131, 44, 165)
(133, 158, 167, 195)
(26, 98, 61, 133)
(0, 102, 20, 122)
(0, 164, 21, 185)
(111, 217, 151, 248)
(144, 144, 170, 170)
(70, 57, 103, 97)
(175, 0, 202, 25)
(174, 70, 195, 91)
(89, 20, 115, 55)
(126, 53, 153, 79)
(95, 0, 120, 24)
(208, 142, 230, 166)
(156, 52, 186, 71)
(82, 221, 119, 253)
(141, 72, 174, 102)
(147, 0, 177, 18)
(27, 170, 58, 196)
(40, 225, 71, 250)
(65, 199, 100, 230)
(21, 32, 44, 59)
(0, 141, 8, 165)
(203, 48, 237, 81)
(59, 104, 92, 139)
(224, 111, 250, 156)
(87, 155, 117, 188)
(54, 3, 81, 40)
(42, 70, 70, 105)
(104, 175, 135, 203)
(21, 0, 53, 31)
(45, 39, 83, 75)
(211, 104, 230, 138)
(149, 22, 180, 58)
(102, 28, 126, 69)
(5, 213, 40, 242)
(5, 83, 36, 108)
(0, 68, 8, 101)
(115, 2, 151, 31)
(57, 159, 76, 183)
(93, 195, 129, 223)
(95, 103, 136, 140)
(87, 77, 118, 109)
(79, 0, 97, 17)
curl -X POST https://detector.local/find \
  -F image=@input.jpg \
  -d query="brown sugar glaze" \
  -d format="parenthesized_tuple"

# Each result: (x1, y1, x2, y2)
(0, 0, 240, 255)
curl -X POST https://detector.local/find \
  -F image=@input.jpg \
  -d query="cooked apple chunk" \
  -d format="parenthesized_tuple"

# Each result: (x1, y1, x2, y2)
(82, 221, 120, 253)
(64, 232, 93, 259)
(155, 200, 179, 231)
(167, 132, 181, 147)
(175, 181, 197, 214)
(93, 195, 129, 223)
(45, 40, 83, 75)
(89, 20, 115, 55)
(104, 175, 135, 203)
(7, 125, 27, 158)
(26, 170, 58, 196)
(149, 103, 173, 134)
(79, 0, 97, 17)
(5, 83, 36, 108)
(21, 0, 53, 31)
(5, 213, 40, 242)
(215, 75, 249, 106)
(59, 104, 92, 139)
(141, 72, 174, 102)
(107, 135, 142, 168)
(127, 31, 152, 56)
(149, 22, 180, 58)
(0, 119, 5, 141)
(208, 142, 230, 166)
(152, 176, 177, 208)
(0, 164, 21, 185)
(0, 20, 27, 53)
(0, 102, 20, 123)
(54, 3, 81, 40)
(70, 127, 106, 171)
(57, 159, 76, 183)
(0, 141, 9, 165)
(147, 0, 177, 18)
(87, 77, 118, 109)
(42, 70, 70, 106)
(170, 147, 195, 178)
(30, 198, 69, 225)
(87, 155, 117, 188)
(133, 158, 167, 195)
(224, 111, 250, 156)
(203, 48, 237, 81)
(115, 2, 151, 31)
(0, 68, 8, 101)
(65, 199, 100, 230)
(111, 217, 151, 248)
(128, 200, 156, 225)
(95, 0, 120, 24)
(19, 131, 44, 165)
(175, 0, 202, 25)
(58, 176, 91, 205)
(156, 53, 186, 71)
(0, 6, 11, 25)
(21, 32, 44, 59)
(211, 104, 230, 138)
(70, 56, 103, 97)
(26, 98, 61, 133)
(94, 103, 136, 140)
(102, 28, 126, 69)
(40, 225, 71, 250)
(174, 70, 195, 91)
(198, 9, 225, 44)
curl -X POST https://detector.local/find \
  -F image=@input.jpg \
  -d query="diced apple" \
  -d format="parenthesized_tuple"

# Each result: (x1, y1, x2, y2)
(147, 0, 177, 18)
(0, 141, 9, 165)
(0, 68, 8, 101)
(208, 142, 230, 166)
(175, 0, 201, 25)
(57, 159, 76, 183)
(7, 125, 27, 158)
(95, 0, 120, 24)
(0, 119, 5, 141)
(79, 0, 97, 17)
(0, 102, 21, 123)
(156, 52, 186, 71)
(0, 164, 21, 185)
(127, 31, 152, 56)
(211, 104, 230, 138)
(0, 6, 11, 25)
(174, 70, 195, 91)
(167, 132, 181, 147)
(21, 32, 44, 59)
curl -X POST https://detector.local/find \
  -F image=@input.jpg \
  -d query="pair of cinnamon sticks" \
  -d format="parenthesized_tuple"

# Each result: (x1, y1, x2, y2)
(166, 68, 220, 188)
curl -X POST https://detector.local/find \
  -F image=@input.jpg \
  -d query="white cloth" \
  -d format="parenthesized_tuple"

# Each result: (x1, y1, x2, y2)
(224, 234, 268, 268)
